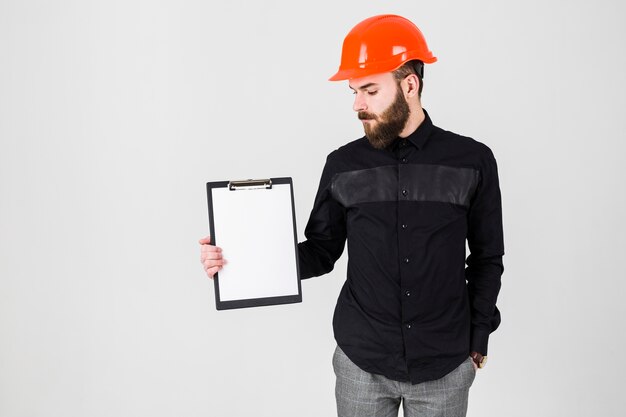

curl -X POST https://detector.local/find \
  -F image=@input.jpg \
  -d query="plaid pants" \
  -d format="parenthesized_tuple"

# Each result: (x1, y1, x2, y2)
(333, 346, 476, 417)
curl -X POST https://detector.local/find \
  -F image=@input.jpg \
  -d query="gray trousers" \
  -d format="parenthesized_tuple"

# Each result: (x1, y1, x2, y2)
(333, 346, 476, 417)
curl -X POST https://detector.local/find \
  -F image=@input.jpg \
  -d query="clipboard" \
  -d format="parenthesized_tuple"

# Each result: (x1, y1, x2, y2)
(206, 177, 302, 310)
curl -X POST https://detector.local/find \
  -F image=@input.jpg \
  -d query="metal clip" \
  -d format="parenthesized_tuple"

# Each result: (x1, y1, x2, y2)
(228, 179, 273, 190)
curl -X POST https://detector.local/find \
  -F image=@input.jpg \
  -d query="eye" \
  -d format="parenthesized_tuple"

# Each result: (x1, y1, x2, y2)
(367, 90, 378, 96)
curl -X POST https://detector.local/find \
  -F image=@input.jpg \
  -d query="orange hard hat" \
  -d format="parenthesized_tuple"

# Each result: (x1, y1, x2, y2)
(329, 14, 437, 81)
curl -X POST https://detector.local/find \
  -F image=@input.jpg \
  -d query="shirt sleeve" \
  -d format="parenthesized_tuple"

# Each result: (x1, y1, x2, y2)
(465, 146, 505, 355)
(298, 153, 347, 279)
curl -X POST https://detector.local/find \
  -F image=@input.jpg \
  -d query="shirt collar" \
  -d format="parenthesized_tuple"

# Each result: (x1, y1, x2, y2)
(403, 108, 434, 150)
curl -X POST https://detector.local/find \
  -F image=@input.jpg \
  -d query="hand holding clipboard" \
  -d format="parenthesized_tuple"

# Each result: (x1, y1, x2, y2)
(199, 235, 225, 279)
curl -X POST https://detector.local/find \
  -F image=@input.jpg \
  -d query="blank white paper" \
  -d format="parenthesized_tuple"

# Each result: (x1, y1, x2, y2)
(211, 183, 299, 301)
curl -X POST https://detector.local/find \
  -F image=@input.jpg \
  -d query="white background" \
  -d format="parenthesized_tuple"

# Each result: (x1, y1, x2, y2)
(1, 1, 625, 416)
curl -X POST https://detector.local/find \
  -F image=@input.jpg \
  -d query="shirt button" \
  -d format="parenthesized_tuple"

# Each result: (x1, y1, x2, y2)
(404, 258, 410, 264)
(406, 323, 412, 329)
(405, 290, 411, 297)
(401, 157, 408, 163)
(401, 224, 408, 229)
(401, 189, 408, 196)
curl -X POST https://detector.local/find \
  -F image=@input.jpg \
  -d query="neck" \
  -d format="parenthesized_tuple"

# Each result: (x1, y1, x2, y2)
(399, 105, 425, 138)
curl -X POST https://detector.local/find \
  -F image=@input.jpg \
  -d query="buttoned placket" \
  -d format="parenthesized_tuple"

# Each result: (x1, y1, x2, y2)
(396, 139, 416, 354)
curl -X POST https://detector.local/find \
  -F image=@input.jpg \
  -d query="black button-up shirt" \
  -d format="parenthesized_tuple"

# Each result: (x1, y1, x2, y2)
(298, 110, 504, 384)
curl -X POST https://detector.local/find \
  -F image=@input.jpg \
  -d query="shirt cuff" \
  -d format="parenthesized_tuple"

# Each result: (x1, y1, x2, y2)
(470, 328, 491, 355)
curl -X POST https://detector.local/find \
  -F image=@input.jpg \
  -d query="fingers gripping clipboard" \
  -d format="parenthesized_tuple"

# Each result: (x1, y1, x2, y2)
(206, 178, 302, 310)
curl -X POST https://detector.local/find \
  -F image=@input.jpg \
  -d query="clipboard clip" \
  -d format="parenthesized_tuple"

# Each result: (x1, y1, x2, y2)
(228, 179, 273, 191)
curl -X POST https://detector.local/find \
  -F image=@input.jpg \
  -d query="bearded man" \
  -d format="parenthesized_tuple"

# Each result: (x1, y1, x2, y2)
(200, 14, 504, 417)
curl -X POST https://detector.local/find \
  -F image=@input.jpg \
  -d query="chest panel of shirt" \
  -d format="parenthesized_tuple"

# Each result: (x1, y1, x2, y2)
(330, 163, 479, 208)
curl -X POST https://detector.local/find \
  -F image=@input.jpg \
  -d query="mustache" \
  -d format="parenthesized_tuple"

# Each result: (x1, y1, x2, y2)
(358, 112, 377, 120)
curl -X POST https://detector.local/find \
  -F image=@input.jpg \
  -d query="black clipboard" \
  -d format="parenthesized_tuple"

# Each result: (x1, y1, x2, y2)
(206, 177, 302, 310)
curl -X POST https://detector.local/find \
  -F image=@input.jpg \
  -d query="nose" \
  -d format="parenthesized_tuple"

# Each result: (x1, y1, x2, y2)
(353, 93, 367, 112)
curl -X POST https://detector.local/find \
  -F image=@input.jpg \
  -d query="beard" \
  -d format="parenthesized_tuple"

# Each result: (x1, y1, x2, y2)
(358, 86, 410, 150)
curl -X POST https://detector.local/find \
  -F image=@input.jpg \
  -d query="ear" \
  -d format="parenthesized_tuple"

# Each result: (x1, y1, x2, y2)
(402, 74, 421, 99)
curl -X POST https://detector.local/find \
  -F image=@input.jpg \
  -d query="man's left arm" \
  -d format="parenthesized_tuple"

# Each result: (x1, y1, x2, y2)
(466, 145, 505, 366)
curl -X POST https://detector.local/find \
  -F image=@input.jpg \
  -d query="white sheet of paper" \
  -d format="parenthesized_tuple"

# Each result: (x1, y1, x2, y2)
(211, 183, 299, 301)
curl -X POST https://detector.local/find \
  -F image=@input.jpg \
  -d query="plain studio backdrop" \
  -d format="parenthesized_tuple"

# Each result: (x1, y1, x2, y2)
(1, 1, 624, 416)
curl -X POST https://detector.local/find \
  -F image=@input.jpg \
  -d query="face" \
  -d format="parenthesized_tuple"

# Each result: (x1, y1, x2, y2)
(349, 72, 410, 150)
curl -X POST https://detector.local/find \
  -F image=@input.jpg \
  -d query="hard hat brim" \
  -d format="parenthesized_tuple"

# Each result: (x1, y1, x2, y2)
(328, 55, 437, 81)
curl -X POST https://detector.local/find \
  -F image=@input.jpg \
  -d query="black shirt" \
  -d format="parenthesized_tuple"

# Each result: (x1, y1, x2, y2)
(298, 110, 504, 384)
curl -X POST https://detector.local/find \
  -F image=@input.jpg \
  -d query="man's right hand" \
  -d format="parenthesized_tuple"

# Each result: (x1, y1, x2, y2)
(199, 235, 226, 279)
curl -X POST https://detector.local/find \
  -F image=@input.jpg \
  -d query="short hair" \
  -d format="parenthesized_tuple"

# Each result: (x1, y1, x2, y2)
(392, 60, 424, 98)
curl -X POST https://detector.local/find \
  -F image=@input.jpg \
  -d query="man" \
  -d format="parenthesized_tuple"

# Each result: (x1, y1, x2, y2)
(200, 14, 504, 417)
